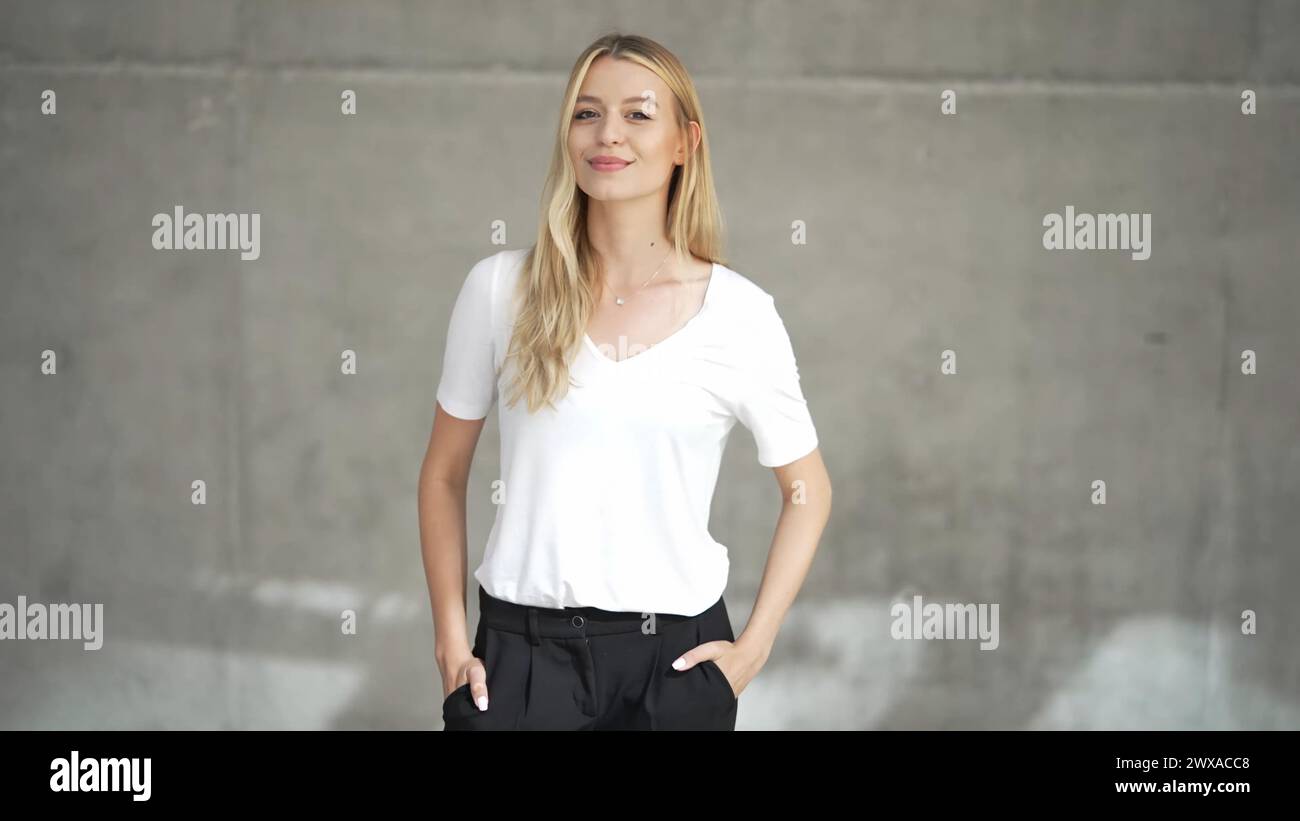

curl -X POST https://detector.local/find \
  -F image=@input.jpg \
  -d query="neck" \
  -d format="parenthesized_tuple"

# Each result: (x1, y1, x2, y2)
(585, 195, 675, 290)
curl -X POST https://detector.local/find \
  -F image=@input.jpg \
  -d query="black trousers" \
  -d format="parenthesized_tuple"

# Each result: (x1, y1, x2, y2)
(442, 584, 738, 730)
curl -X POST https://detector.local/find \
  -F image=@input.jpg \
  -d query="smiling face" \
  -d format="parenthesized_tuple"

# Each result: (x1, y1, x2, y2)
(567, 54, 694, 204)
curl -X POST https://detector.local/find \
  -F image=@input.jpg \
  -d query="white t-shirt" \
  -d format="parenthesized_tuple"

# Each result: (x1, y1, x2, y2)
(436, 248, 819, 617)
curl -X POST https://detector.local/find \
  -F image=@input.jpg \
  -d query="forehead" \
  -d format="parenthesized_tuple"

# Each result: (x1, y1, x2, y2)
(577, 55, 669, 102)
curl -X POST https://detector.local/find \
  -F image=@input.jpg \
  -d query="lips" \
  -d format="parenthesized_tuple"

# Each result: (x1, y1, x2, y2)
(588, 156, 631, 172)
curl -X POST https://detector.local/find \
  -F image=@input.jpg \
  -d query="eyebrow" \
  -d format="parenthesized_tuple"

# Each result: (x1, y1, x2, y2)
(574, 95, 654, 106)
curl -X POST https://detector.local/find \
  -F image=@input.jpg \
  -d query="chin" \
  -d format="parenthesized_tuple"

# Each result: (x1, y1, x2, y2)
(581, 184, 638, 203)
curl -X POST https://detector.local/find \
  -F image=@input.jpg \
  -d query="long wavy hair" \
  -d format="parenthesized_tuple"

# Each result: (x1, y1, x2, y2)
(501, 32, 727, 413)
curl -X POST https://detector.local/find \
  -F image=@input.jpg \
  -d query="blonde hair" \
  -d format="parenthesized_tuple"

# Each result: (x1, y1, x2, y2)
(501, 32, 727, 413)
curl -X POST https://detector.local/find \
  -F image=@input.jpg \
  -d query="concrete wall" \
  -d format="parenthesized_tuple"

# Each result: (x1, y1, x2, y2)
(1, 0, 1297, 729)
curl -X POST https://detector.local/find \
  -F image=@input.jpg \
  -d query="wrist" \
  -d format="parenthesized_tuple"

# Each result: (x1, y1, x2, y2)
(435, 637, 473, 669)
(735, 630, 774, 663)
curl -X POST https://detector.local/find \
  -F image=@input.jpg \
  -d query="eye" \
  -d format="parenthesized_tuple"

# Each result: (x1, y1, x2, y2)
(628, 110, 650, 120)
(574, 109, 597, 120)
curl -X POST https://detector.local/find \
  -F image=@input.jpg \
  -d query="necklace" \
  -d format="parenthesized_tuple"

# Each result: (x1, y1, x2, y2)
(607, 249, 673, 306)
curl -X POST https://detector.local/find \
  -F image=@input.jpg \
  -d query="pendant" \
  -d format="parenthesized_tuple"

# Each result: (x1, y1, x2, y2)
(615, 297, 625, 306)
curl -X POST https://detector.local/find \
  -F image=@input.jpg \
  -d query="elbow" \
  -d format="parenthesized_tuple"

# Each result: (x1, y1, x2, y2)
(817, 472, 833, 518)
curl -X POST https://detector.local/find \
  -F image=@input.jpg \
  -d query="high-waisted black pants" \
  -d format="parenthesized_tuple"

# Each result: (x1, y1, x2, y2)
(442, 584, 738, 730)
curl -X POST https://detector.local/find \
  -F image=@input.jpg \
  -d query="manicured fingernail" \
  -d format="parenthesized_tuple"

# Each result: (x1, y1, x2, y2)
(477, 696, 489, 711)
(672, 658, 686, 670)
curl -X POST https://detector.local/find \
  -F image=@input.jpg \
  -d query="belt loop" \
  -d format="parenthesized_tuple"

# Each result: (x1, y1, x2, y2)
(527, 607, 541, 646)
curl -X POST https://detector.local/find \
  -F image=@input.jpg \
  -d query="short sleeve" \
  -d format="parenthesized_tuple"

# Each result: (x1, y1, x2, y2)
(735, 295, 820, 467)
(435, 253, 501, 420)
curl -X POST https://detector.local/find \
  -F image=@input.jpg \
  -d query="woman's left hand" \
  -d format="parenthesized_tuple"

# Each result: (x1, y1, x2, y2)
(671, 639, 768, 699)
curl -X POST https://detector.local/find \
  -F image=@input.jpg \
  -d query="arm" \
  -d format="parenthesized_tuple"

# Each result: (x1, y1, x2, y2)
(675, 446, 832, 697)
(417, 401, 488, 695)
(738, 446, 833, 663)
(672, 290, 832, 694)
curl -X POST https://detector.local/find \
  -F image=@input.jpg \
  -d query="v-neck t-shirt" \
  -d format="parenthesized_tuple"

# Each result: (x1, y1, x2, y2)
(435, 248, 819, 617)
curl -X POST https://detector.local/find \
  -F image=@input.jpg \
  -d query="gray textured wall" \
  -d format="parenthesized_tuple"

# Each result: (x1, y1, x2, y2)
(1, 0, 1297, 730)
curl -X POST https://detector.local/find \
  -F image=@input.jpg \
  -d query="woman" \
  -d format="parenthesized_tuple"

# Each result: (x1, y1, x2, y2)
(418, 32, 832, 730)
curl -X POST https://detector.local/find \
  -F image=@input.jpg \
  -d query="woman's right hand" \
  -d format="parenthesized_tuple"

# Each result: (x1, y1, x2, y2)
(442, 654, 490, 711)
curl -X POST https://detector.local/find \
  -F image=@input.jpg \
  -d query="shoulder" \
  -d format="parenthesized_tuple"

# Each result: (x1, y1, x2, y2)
(463, 246, 529, 289)
(707, 261, 806, 373)
(456, 247, 531, 316)
(495, 246, 531, 279)
(709, 260, 772, 303)
(708, 260, 786, 332)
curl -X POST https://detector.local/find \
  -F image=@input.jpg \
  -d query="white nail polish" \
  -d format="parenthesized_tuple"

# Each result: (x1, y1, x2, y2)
(477, 695, 489, 711)
(672, 658, 685, 670)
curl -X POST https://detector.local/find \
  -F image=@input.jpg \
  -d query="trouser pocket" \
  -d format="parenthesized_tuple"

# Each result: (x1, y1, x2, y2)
(647, 604, 738, 730)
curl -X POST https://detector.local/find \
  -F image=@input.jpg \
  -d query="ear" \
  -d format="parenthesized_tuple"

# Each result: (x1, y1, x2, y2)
(677, 121, 702, 165)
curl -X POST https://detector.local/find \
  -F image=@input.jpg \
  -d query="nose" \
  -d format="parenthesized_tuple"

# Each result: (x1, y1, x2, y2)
(597, 115, 624, 146)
